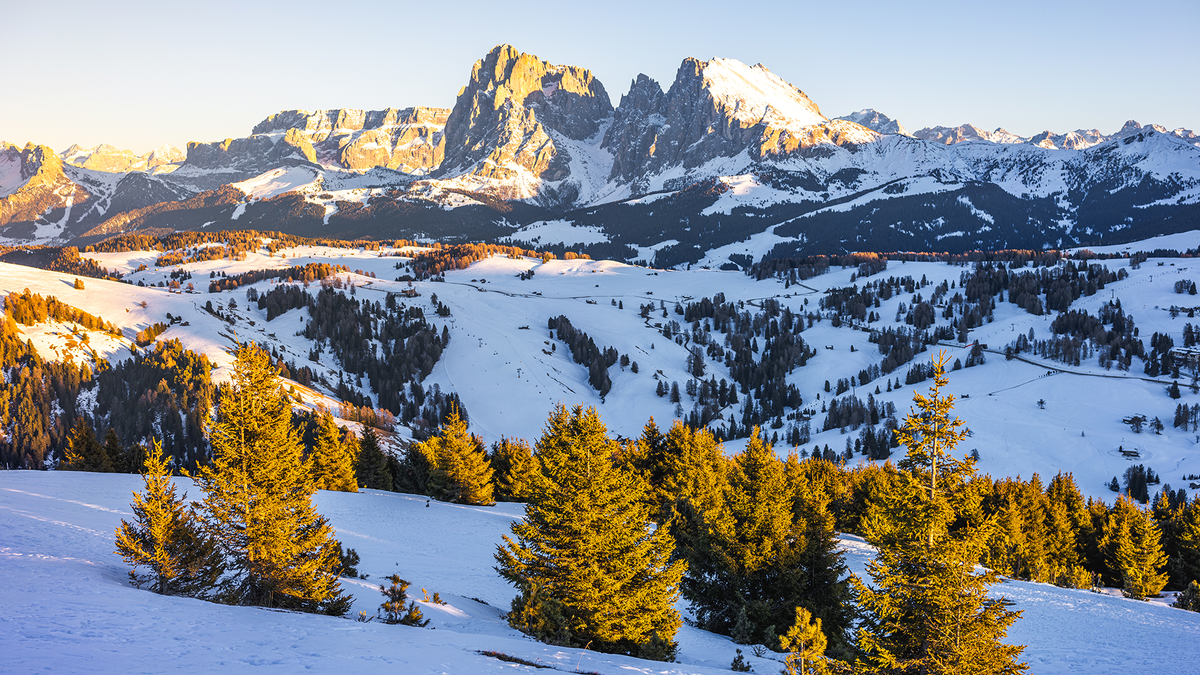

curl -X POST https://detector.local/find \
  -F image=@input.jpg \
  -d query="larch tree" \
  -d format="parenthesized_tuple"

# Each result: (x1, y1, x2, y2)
(415, 407, 494, 505)
(310, 409, 357, 493)
(114, 440, 223, 597)
(853, 352, 1027, 675)
(192, 343, 350, 615)
(495, 404, 686, 660)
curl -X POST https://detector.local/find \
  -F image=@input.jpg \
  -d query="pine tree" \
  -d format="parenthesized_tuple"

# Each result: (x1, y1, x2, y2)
(1115, 497, 1170, 600)
(1046, 472, 1092, 582)
(495, 405, 686, 660)
(852, 353, 1027, 675)
(193, 343, 350, 615)
(377, 574, 429, 626)
(635, 417, 670, 496)
(356, 428, 393, 491)
(115, 440, 223, 596)
(490, 436, 540, 502)
(415, 407, 494, 505)
(781, 607, 831, 675)
(310, 410, 357, 492)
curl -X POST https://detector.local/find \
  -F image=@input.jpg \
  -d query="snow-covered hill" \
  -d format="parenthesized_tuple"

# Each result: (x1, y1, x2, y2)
(1, 230, 1197, 502)
(2, 470, 1198, 674)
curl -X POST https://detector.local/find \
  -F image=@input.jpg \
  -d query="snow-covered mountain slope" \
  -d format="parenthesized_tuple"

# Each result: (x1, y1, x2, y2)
(2, 470, 1198, 674)
(700, 57, 827, 130)
(2, 229, 1197, 504)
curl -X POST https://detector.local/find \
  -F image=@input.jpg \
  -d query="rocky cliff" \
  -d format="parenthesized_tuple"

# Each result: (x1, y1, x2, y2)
(252, 107, 449, 172)
(437, 44, 612, 190)
(61, 143, 184, 173)
(0, 142, 91, 229)
(602, 57, 876, 186)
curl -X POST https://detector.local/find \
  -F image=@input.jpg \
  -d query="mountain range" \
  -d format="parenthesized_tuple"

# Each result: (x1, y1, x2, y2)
(2, 44, 1198, 266)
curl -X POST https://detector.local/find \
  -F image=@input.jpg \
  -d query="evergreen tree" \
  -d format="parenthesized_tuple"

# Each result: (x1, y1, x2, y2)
(393, 438, 433, 495)
(310, 410, 357, 493)
(495, 405, 686, 660)
(1115, 497, 1169, 600)
(377, 574, 429, 626)
(356, 428, 393, 491)
(490, 436, 540, 502)
(1168, 496, 1200, 590)
(658, 421, 728, 528)
(635, 417, 670, 498)
(679, 429, 855, 657)
(102, 428, 127, 473)
(114, 440, 223, 597)
(1046, 473, 1093, 581)
(193, 343, 350, 615)
(62, 416, 112, 472)
(415, 407, 494, 505)
(852, 353, 1027, 675)
(1173, 580, 1200, 611)
(781, 606, 831, 675)
(1098, 495, 1141, 586)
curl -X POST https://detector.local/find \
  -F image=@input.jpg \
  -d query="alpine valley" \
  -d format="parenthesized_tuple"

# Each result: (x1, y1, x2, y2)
(3, 43, 1200, 675)
(2, 44, 1198, 266)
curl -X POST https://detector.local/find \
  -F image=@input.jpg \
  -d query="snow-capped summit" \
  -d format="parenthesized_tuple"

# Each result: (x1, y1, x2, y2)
(698, 58, 826, 130)
(835, 109, 909, 136)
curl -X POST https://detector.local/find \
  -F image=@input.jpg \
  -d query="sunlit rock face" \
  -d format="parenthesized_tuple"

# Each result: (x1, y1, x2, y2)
(252, 108, 449, 173)
(59, 143, 185, 173)
(602, 57, 877, 184)
(0, 141, 91, 228)
(438, 44, 613, 185)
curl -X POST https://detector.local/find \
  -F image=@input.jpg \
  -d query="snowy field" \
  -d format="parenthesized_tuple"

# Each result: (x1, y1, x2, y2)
(0, 230, 1198, 502)
(1, 471, 1198, 674)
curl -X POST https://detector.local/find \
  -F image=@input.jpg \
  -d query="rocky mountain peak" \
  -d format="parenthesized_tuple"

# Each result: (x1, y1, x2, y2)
(835, 109, 908, 136)
(437, 44, 613, 192)
(59, 143, 185, 173)
(912, 124, 1025, 145)
(0, 141, 90, 228)
(602, 56, 871, 187)
(691, 57, 825, 130)
(145, 143, 185, 168)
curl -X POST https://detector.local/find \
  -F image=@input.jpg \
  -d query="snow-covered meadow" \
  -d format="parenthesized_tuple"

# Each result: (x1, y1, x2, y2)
(3, 471, 1199, 674)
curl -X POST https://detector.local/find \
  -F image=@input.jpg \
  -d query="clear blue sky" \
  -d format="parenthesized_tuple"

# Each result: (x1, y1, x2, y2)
(3, 0, 1195, 154)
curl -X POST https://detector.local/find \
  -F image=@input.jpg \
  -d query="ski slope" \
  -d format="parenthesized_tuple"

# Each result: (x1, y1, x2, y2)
(1, 471, 1197, 674)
